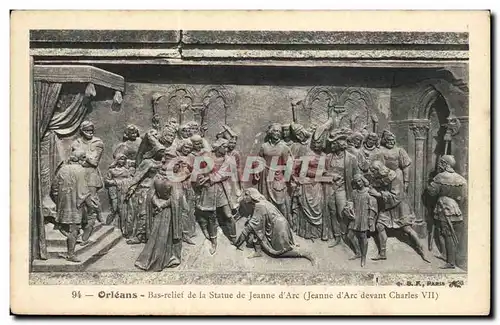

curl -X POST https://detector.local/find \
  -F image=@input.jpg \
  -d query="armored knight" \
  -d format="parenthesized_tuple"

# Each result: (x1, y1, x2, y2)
(427, 155, 467, 269)
(50, 149, 96, 263)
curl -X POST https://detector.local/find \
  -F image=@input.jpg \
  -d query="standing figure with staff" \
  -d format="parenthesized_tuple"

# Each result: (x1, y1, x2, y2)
(427, 155, 467, 269)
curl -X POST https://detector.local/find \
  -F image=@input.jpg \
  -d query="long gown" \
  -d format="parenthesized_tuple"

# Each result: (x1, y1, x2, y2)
(134, 170, 183, 271)
(255, 140, 292, 219)
(292, 143, 325, 239)
(174, 151, 197, 239)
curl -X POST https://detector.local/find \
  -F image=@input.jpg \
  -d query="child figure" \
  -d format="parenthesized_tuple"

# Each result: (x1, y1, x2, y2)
(342, 173, 378, 267)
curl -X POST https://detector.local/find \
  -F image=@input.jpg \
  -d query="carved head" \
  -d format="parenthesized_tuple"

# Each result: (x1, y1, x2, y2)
(179, 139, 194, 156)
(310, 138, 324, 153)
(281, 124, 291, 140)
(290, 123, 309, 143)
(115, 154, 127, 167)
(179, 124, 192, 139)
(190, 134, 204, 151)
(228, 137, 238, 151)
(124, 124, 140, 142)
(188, 121, 201, 136)
(328, 128, 350, 152)
(243, 188, 266, 203)
(212, 138, 229, 157)
(168, 117, 179, 128)
(80, 121, 95, 140)
(267, 123, 282, 142)
(380, 130, 396, 149)
(160, 126, 176, 146)
(364, 133, 379, 148)
(369, 160, 389, 178)
(438, 155, 456, 173)
(347, 132, 364, 149)
(352, 173, 369, 190)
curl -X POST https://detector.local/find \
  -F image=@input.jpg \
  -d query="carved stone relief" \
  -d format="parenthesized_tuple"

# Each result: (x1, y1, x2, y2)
(152, 85, 234, 139)
(301, 86, 376, 133)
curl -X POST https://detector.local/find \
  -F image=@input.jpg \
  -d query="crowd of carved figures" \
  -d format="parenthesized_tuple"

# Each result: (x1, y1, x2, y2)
(50, 99, 467, 272)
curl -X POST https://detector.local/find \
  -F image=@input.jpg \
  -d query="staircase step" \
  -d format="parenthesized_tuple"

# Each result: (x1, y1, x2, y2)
(46, 222, 105, 247)
(46, 225, 116, 258)
(32, 229, 123, 272)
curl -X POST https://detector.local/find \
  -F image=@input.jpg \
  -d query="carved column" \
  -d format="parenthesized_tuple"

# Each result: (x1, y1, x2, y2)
(410, 121, 430, 238)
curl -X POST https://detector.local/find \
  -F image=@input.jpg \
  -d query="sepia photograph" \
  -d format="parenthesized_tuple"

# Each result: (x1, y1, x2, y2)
(10, 10, 490, 315)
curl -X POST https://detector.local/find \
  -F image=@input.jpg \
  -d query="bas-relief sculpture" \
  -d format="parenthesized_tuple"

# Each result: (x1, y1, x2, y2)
(33, 82, 468, 274)
(29, 33, 469, 280)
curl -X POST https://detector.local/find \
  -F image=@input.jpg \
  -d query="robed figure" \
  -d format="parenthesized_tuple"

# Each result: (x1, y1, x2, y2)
(233, 188, 315, 265)
(135, 158, 184, 271)
(290, 130, 327, 239)
(253, 123, 292, 218)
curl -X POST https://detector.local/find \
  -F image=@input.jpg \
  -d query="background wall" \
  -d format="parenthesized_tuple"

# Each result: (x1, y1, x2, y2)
(49, 63, 469, 270)
(83, 65, 399, 173)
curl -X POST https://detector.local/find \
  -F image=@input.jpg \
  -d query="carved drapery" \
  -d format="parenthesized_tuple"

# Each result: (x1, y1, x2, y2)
(32, 81, 63, 260)
(32, 65, 125, 263)
(40, 83, 97, 220)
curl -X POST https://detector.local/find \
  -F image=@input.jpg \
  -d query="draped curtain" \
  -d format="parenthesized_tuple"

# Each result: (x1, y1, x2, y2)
(32, 82, 94, 261)
(32, 81, 62, 261)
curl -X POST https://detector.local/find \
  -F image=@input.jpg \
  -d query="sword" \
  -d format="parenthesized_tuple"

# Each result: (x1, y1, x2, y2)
(428, 221, 435, 251)
(446, 216, 459, 247)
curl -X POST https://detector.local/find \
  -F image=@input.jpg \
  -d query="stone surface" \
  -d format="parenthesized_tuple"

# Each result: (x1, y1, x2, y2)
(31, 48, 181, 59)
(30, 30, 181, 44)
(33, 65, 125, 91)
(30, 30, 468, 62)
(181, 49, 468, 60)
(182, 31, 468, 45)
(32, 222, 122, 272)
(30, 220, 465, 285)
